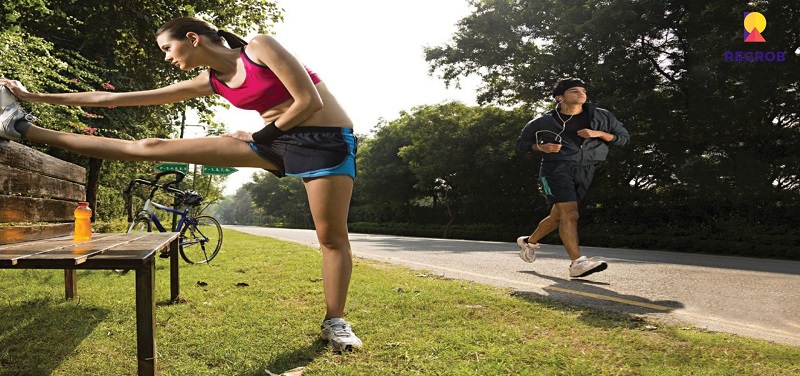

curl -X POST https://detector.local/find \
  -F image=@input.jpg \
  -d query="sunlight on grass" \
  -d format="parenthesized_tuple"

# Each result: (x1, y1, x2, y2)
(0, 229, 797, 375)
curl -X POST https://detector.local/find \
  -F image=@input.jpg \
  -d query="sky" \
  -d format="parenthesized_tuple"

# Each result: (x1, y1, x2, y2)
(203, 0, 482, 195)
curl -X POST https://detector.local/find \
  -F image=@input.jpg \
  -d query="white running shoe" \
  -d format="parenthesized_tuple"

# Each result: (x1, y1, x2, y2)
(320, 318, 362, 351)
(517, 236, 539, 263)
(569, 256, 608, 278)
(0, 85, 17, 112)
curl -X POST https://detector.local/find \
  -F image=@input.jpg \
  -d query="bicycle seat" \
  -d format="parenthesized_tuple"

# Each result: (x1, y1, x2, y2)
(179, 191, 203, 206)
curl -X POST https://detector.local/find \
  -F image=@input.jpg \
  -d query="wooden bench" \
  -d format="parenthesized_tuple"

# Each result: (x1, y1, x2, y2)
(0, 140, 181, 376)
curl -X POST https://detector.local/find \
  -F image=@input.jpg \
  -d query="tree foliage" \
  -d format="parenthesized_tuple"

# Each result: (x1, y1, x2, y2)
(211, 188, 264, 226)
(351, 102, 540, 229)
(1, 0, 282, 220)
(244, 172, 312, 228)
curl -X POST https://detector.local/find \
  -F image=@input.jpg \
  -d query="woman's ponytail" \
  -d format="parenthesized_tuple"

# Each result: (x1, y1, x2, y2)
(217, 29, 247, 49)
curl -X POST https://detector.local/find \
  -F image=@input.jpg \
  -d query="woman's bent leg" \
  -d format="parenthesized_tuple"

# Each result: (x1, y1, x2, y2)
(23, 123, 275, 168)
(303, 175, 354, 319)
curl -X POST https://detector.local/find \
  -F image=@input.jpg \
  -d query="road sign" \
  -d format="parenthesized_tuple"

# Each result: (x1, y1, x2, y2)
(202, 166, 238, 175)
(154, 162, 189, 173)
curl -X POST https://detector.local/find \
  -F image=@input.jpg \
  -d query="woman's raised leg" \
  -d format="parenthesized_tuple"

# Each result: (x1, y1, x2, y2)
(22, 122, 275, 168)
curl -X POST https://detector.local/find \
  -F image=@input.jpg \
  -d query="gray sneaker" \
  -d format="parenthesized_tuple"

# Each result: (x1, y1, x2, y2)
(320, 318, 362, 351)
(569, 256, 608, 278)
(0, 102, 36, 141)
(517, 236, 539, 263)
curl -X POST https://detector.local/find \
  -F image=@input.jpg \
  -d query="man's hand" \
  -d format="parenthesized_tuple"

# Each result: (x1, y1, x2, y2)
(222, 130, 255, 142)
(577, 129, 614, 141)
(535, 143, 562, 153)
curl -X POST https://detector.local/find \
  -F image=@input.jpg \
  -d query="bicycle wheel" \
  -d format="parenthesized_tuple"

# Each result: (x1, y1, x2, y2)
(179, 215, 223, 264)
(129, 216, 152, 233)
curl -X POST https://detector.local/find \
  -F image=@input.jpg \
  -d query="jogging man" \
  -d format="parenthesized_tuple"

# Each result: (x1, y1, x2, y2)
(516, 78, 630, 278)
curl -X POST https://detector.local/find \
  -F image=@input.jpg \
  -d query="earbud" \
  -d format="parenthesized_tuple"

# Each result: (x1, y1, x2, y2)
(553, 99, 563, 113)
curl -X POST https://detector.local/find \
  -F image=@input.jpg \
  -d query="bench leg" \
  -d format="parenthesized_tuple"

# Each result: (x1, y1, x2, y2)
(135, 259, 157, 376)
(65, 269, 77, 300)
(170, 238, 180, 302)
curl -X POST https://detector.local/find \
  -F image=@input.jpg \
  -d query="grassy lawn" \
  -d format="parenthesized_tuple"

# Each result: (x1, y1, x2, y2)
(0, 229, 797, 375)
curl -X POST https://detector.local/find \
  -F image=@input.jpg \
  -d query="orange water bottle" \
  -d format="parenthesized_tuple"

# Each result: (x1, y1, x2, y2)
(73, 202, 92, 241)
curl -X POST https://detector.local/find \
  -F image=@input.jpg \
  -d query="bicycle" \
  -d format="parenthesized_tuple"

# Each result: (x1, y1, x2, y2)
(125, 170, 223, 264)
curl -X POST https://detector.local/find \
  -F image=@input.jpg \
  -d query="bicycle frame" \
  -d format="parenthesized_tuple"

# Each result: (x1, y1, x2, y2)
(130, 201, 213, 250)
(127, 198, 190, 234)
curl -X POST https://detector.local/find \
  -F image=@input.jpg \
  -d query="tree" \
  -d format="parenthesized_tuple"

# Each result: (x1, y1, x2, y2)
(352, 119, 420, 222)
(352, 102, 542, 229)
(425, 0, 800, 228)
(244, 172, 312, 228)
(211, 188, 263, 225)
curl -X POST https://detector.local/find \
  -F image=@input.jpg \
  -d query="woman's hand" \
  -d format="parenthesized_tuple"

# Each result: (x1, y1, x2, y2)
(222, 130, 255, 143)
(0, 79, 31, 101)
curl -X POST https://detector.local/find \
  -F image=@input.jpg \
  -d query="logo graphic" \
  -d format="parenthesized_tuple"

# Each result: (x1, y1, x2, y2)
(725, 11, 784, 62)
(744, 12, 766, 42)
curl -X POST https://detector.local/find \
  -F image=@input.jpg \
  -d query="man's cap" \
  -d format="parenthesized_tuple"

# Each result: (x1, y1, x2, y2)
(552, 78, 586, 97)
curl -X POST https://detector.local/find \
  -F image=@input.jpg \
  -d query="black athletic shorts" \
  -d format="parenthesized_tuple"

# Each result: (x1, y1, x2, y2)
(539, 162, 597, 204)
(248, 127, 357, 179)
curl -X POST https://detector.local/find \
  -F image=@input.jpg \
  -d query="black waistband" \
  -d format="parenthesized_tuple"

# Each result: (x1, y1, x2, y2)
(285, 126, 350, 134)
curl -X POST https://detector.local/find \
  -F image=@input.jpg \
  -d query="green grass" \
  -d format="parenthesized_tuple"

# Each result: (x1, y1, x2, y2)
(1, 229, 798, 375)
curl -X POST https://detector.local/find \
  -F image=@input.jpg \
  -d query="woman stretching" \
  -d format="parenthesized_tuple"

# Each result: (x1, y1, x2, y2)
(0, 17, 362, 351)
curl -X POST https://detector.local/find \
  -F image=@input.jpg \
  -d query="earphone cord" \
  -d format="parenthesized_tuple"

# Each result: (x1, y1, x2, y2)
(554, 100, 573, 138)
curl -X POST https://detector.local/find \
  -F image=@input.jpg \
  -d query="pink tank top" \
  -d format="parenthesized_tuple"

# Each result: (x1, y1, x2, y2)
(209, 48, 322, 113)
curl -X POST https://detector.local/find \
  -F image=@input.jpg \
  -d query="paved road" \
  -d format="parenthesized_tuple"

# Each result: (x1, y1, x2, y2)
(226, 226, 800, 347)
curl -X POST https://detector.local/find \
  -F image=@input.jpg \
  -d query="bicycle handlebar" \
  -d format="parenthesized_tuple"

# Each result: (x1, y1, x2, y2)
(155, 170, 186, 189)
(125, 170, 186, 194)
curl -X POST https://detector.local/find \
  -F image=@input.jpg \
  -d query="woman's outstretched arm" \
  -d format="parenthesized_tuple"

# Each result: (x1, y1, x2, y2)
(0, 72, 213, 108)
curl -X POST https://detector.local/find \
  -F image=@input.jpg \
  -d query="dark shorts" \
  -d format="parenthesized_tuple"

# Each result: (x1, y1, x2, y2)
(539, 162, 597, 204)
(248, 127, 357, 179)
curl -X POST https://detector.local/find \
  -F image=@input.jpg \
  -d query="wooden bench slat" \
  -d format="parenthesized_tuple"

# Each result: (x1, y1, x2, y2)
(0, 164, 86, 201)
(0, 232, 114, 251)
(0, 195, 77, 223)
(0, 223, 73, 245)
(7, 248, 102, 267)
(0, 140, 85, 184)
(91, 233, 178, 254)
